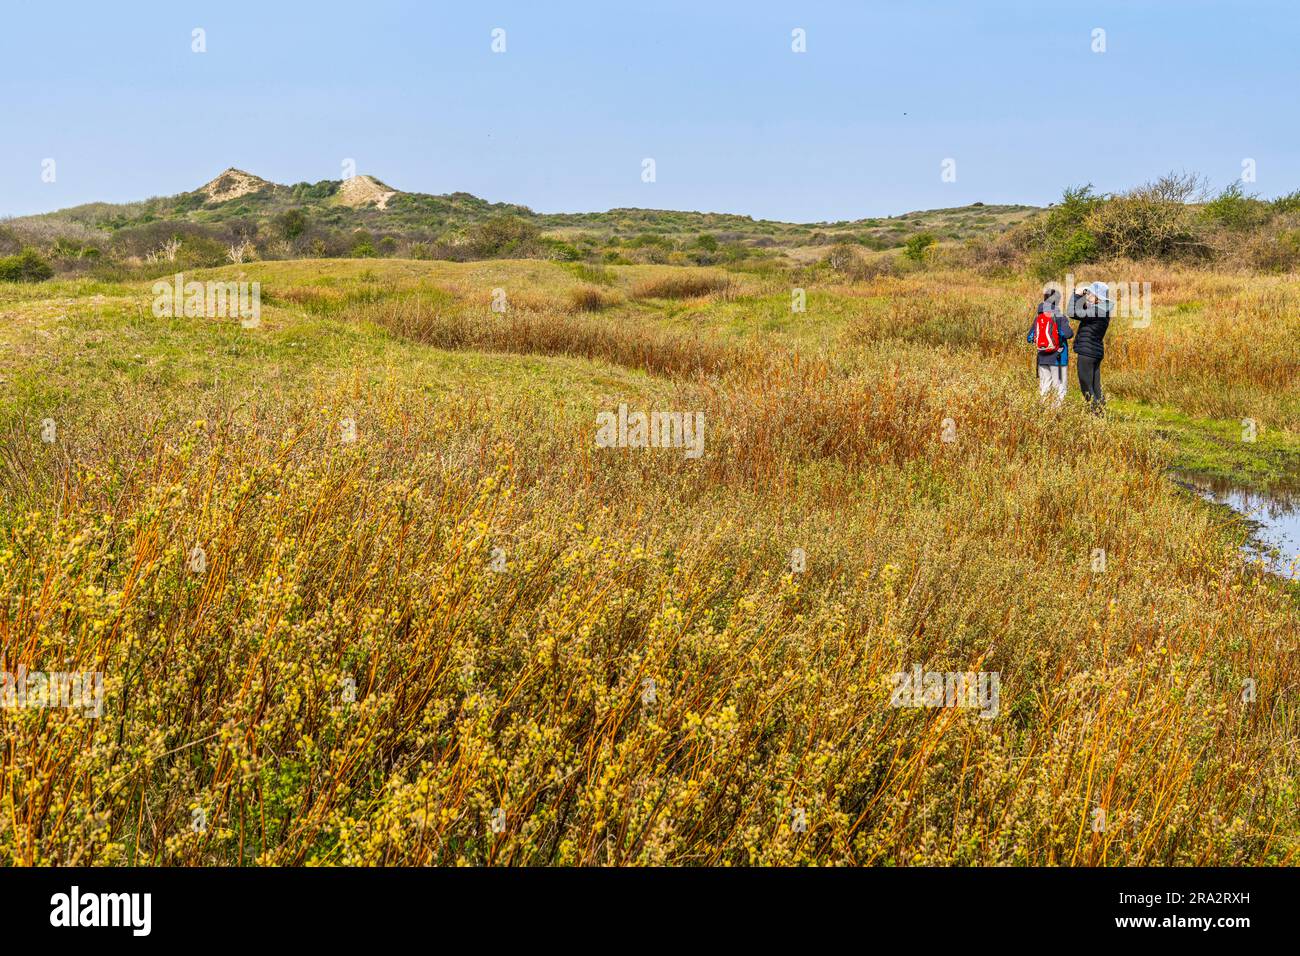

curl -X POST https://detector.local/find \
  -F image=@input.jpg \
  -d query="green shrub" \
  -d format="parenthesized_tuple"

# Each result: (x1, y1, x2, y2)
(276, 209, 308, 241)
(0, 248, 55, 282)
(466, 215, 539, 257)
(171, 191, 207, 214)
(629, 233, 671, 249)
(1030, 228, 1099, 278)
(350, 229, 377, 258)
(1201, 183, 1266, 230)
(902, 232, 937, 263)
(285, 180, 339, 202)
(1032, 184, 1104, 271)
(53, 237, 102, 260)
(1271, 190, 1300, 215)
(174, 235, 229, 269)
(540, 238, 582, 261)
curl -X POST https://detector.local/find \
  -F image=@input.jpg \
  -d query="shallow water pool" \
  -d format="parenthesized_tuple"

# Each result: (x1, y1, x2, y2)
(1186, 478, 1300, 580)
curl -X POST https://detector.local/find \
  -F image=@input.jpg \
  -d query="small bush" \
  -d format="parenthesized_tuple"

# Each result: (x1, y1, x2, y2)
(0, 248, 55, 282)
(1084, 179, 1206, 261)
(1022, 184, 1104, 273)
(1271, 190, 1300, 215)
(825, 243, 860, 273)
(1027, 228, 1098, 279)
(276, 209, 308, 241)
(902, 232, 937, 263)
(542, 239, 583, 261)
(467, 215, 540, 257)
(824, 243, 898, 280)
(350, 230, 377, 258)
(1201, 183, 1267, 231)
(629, 233, 672, 249)
(53, 237, 102, 260)
(172, 234, 229, 270)
(952, 232, 1019, 275)
(1242, 227, 1300, 273)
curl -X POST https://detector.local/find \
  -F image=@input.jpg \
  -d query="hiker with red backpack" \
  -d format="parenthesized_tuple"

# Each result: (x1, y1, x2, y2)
(1027, 287, 1074, 406)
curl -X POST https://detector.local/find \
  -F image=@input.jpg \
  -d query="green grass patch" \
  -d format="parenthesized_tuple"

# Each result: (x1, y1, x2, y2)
(1112, 398, 1300, 492)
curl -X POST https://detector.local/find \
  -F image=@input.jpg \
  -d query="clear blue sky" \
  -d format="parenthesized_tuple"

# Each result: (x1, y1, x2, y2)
(1, 0, 1296, 222)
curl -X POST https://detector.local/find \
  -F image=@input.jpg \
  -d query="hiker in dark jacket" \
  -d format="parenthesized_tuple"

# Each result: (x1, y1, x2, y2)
(1068, 281, 1111, 412)
(1026, 287, 1073, 406)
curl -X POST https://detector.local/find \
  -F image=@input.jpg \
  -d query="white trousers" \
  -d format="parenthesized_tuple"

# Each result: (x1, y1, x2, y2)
(1038, 365, 1067, 406)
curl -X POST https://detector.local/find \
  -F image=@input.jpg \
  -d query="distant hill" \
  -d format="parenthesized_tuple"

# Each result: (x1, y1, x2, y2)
(11, 168, 1040, 254)
(19, 167, 534, 235)
(538, 202, 1039, 249)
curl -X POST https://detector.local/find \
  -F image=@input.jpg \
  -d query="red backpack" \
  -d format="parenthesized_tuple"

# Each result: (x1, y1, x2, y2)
(1034, 311, 1060, 353)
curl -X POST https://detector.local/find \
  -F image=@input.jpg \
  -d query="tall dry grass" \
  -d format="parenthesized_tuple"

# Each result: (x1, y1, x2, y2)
(2, 265, 1297, 866)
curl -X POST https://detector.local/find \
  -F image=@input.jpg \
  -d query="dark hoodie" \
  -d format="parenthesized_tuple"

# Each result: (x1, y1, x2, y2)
(1069, 291, 1111, 360)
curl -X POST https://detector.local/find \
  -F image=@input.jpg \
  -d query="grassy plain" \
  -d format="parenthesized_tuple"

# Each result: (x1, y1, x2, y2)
(1, 258, 1296, 865)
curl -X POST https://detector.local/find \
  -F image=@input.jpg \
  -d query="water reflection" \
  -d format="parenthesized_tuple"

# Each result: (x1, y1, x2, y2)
(1182, 477, 1299, 580)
